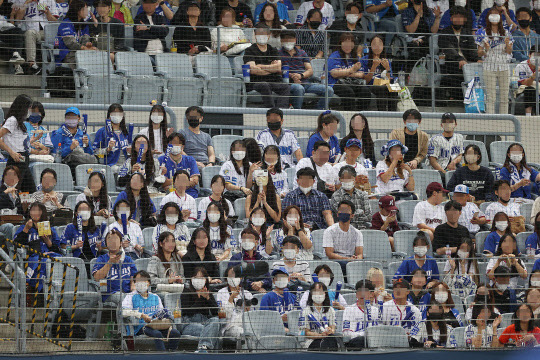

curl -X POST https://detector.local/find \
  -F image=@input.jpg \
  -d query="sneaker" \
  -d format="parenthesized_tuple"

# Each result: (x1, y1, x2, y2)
(30, 64, 41, 75)
(14, 65, 24, 75)
(195, 345, 208, 353)
(9, 51, 25, 64)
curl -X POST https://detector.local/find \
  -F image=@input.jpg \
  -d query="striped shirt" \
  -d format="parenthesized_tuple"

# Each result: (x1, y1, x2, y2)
(281, 188, 331, 230)
(475, 27, 513, 72)
(330, 188, 372, 229)
(296, 24, 326, 58)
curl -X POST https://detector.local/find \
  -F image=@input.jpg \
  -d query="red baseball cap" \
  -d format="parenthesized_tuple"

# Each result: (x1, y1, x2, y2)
(378, 195, 398, 211)
(426, 182, 449, 193)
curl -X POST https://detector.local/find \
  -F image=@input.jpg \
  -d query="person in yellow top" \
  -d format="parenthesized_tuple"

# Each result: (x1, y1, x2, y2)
(108, 0, 134, 24)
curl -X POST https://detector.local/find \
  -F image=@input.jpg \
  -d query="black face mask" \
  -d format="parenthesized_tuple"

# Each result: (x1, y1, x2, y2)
(518, 19, 531, 28)
(187, 117, 200, 128)
(499, 197, 510, 204)
(452, 24, 463, 31)
(414, 0, 423, 5)
(429, 312, 443, 320)
(267, 121, 281, 131)
(309, 21, 321, 29)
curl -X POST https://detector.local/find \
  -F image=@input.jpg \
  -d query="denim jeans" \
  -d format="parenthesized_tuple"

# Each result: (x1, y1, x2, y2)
(377, 18, 398, 48)
(290, 83, 334, 109)
(142, 326, 181, 351)
(179, 314, 222, 349)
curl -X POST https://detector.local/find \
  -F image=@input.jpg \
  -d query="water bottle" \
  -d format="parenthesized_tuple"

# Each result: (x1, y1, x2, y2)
(241, 64, 250, 82)
(363, 44, 369, 56)
(445, 244, 451, 257)
(474, 72, 480, 87)
(282, 65, 289, 83)
(66, 244, 72, 256)
(295, 286, 303, 308)
(54, 143, 62, 163)
(398, 66, 405, 87)
(242, 14, 249, 27)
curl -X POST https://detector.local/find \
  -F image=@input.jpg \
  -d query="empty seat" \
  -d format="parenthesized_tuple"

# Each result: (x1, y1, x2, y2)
(201, 165, 222, 189)
(521, 202, 533, 224)
(411, 169, 442, 200)
(311, 229, 326, 259)
(366, 325, 409, 348)
(397, 200, 420, 225)
(233, 197, 246, 220)
(212, 135, 243, 162)
(516, 231, 532, 253)
(195, 54, 245, 107)
(361, 230, 392, 260)
(243, 310, 298, 351)
(297, 137, 309, 157)
(40, 23, 62, 93)
(74, 50, 123, 104)
(155, 54, 204, 107)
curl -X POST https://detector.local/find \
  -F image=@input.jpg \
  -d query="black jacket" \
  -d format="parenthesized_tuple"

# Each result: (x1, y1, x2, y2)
(438, 26, 478, 64)
(90, 17, 126, 51)
(0, 184, 23, 215)
(180, 285, 219, 318)
(133, 12, 169, 53)
(173, 22, 212, 54)
(173, 0, 215, 26)
(181, 249, 218, 280)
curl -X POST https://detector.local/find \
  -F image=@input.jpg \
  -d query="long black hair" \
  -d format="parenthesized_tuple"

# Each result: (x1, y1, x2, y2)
(229, 139, 250, 179)
(367, 35, 388, 71)
(125, 172, 154, 221)
(249, 173, 279, 218)
(312, 111, 340, 137)
(73, 200, 97, 233)
(261, 145, 283, 174)
(106, 103, 128, 135)
(186, 227, 212, 257)
(425, 300, 448, 345)
(86, 171, 109, 211)
(29, 101, 45, 126)
(503, 142, 531, 173)
(341, 113, 374, 160)
(157, 202, 184, 224)
(113, 199, 131, 220)
(513, 304, 536, 332)
(147, 104, 168, 153)
(27, 202, 49, 222)
(249, 207, 269, 245)
(337, 32, 358, 62)
(65, 0, 88, 30)
(209, 175, 230, 215)
(5, 94, 32, 132)
(202, 201, 229, 244)
(130, 134, 155, 184)
(306, 282, 331, 313)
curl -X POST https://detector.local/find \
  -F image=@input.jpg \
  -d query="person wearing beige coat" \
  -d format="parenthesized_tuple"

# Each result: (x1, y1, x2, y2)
(390, 109, 430, 169)
(147, 252, 185, 286)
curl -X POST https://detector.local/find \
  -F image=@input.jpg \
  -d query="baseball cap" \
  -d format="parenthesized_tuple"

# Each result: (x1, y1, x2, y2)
(345, 138, 362, 149)
(142, 0, 158, 3)
(454, 184, 469, 194)
(271, 266, 289, 277)
(441, 112, 457, 122)
(426, 182, 449, 193)
(393, 278, 410, 289)
(379, 195, 398, 211)
(186, 1, 200, 8)
(65, 107, 80, 116)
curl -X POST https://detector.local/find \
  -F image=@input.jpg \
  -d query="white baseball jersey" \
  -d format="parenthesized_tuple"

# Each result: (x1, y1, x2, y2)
(412, 201, 447, 228)
(426, 133, 464, 170)
(274, 228, 313, 261)
(151, 223, 190, 253)
(256, 128, 300, 169)
(216, 287, 253, 308)
(381, 300, 422, 336)
(342, 302, 380, 337)
(18, 0, 59, 32)
(516, 60, 534, 85)
(208, 224, 238, 259)
(475, 28, 513, 72)
(271, 259, 311, 280)
(463, 324, 494, 348)
(197, 196, 235, 222)
(458, 201, 484, 233)
(270, 170, 289, 196)
(299, 306, 336, 347)
(375, 160, 410, 194)
(104, 221, 143, 255)
(299, 290, 347, 308)
(333, 161, 368, 180)
(295, 1, 335, 29)
(220, 160, 250, 188)
(295, 157, 339, 189)
(159, 191, 197, 221)
(484, 200, 521, 221)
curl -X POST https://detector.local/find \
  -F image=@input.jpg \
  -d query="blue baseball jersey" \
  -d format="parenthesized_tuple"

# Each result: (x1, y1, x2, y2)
(51, 125, 94, 158)
(306, 132, 340, 163)
(60, 223, 102, 258)
(393, 256, 440, 283)
(260, 289, 297, 314)
(93, 126, 132, 166)
(158, 154, 200, 198)
(122, 291, 163, 335)
(113, 191, 157, 220)
(92, 253, 137, 300)
(55, 19, 90, 65)
(483, 231, 502, 254)
(14, 225, 61, 254)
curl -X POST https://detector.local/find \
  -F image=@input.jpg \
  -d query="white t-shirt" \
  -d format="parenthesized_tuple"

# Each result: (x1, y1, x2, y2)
(104, 220, 144, 255)
(484, 201, 521, 221)
(220, 160, 250, 188)
(216, 286, 253, 308)
(197, 196, 235, 222)
(139, 127, 164, 154)
(207, 224, 237, 259)
(333, 161, 368, 181)
(2, 116, 28, 154)
(322, 223, 363, 257)
(159, 191, 197, 221)
(458, 202, 483, 233)
(295, 157, 338, 189)
(295, 1, 335, 29)
(255, 128, 300, 169)
(375, 160, 410, 194)
(19, 0, 59, 32)
(270, 170, 289, 197)
(412, 201, 446, 228)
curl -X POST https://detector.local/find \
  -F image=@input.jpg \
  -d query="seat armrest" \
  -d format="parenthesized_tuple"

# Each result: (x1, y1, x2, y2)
(115, 69, 127, 76)
(194, 72, 210, 81)
(74, 68, 88, 76)
(155, 70, 167, 77)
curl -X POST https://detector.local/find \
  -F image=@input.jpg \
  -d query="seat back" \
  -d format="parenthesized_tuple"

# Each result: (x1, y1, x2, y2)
(367, 169, 377, 188)
(490, 141, 518, 165)
(286, 168, 296, 190)
(32, 163, 74, 192)
(462, 63, 484, 87)
(51, 257, 89, 292)
(309, 260, 344, 289)
(311, 58, 325, 79)
(135, 258, 150, 272)
(463, 140, 490, 168)
(346, 260, 385, 287)
(195, 54, 234, 78)
(286, 309, 302, 335)
(361, 230, 392, 260)
(155, 53, 195, 78)
(297, 137, 309, 157)
(233, 56, 245, 75)
(233, 198, 246, 221)
(516, 231, 532, 253)
(411, 169, 442, 200)
(66, 194, 79, 210)
(243, 310, 286, 337)
(116, 52, 155, 76)
(142, 227, 155, 254)
(75, 50, 113, 75)
(163, 292, 182, 311)
(366, 325, 409, 348)
(201, 165, 222, 188)
(212, 135, 243, 161)
(394, 229, 433, 257)
(311, 229, 326, 259)
(520, 202, 533, 225)
(75, 164, 117, 193)
(397, 200, 420, 224)
(479, 202, 492, 214)
(452, 326, 466, 348)
(373, 139, 388, 162)
(445, 170, 455, 187)
(335, 310, 344, 333)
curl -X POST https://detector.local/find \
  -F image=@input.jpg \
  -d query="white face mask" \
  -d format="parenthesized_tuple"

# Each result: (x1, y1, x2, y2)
(465, 154, 478, 164)
(207, 212, 221, 223)
(319, 276, 331, 287)
(495, 221, 508, 231)
(496, 282, 508, 292)
(494, 0, 504, 6)
(455, 0, 466, 6)
(346, 14, 359, 24)
(252, 216, 265, 227)
(312, 294, 326, 304)
(135, 282, 148, 293)
(113, 0, 122, 3)
(170, 145, 182, 156)
(341, 180, 355, 191)
(414, 246, 428, 257)
(242, 240, 256, 251)
(488, 14, 501, 24)
(110, 114, 123, 124)
(509, 153, 523, 164)
(232, 151, 245, 161)
(275, 277, 288, 289)
(283, 249, 297, 260)
(78, 211, 91, 221)
(434, 291, 448, 303)
(286, 216, 298, 226)
(282, 42, 295, 51)
(531, 280, 540, 287)
(299, 185, 312, 195)
(442, 123, 456, 132)
(191, 278, 206, 290)
(227, 277, 241, 288)
(151, 114, 163, 124)
(255, 35, 269, 45)
(166, 215, 178, 225)
(265, 159, 278, 166)
(457, 250, 469, 259)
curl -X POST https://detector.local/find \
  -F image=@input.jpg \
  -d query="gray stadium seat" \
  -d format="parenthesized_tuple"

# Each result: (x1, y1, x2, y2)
(195, 54, 245, 107)
(135, 257, 151, 272)
(201, 165, 222, 189)
(411, 169, 441, 200)
(451, 326, 466, 348)
(361, 230, 392, 260)
(396, 200, 420, 226)
(310, 58, 325, 79)
(310, 260, 345, 289)
(489, 141, 517, 166)
(367, 169, 377, 189)
(75, 164, 117, 193)
(516, 232, 532, 254)
(520, 202, 533, 225)
(286, 309, 302, 337)
(463, 140, 490, 168)
(286, 167, 296, 190)
(387, 261, 402, 286)
(116, 52, 166, 105)
(233, 198, 246, 221)
(368, 198, 379, 215)
(479, 202, 492, 214)
(40, 23, 62, 94)
(366, 325, 409, 348)
(373, 139, 388, 162)
(297, 137, 309, 157)
(142, 227, 155, 257)
(445, 170, 455, 187)
(394, 229, 434, 257)
(74, 50, 123, 104)
(66, 194, 79, 210)
(212, 135, 243, 162)
(311, 229, 326, 259)
(242, 310, 298, 351)
(346, 260, 385, 287)
(32, 163, 74, 192)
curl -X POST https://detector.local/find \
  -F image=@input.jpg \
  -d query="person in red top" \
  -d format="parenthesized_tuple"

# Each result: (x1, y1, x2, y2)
(496, 304, 540, 347)
(371, 195, 399, 251)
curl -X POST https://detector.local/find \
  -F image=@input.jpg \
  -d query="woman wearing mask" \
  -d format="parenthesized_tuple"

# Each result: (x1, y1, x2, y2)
(245, 168, 281, 224)
(219, 140, 257, 198)
(248, 207, 274, 258)
(412, 301, 453, 347)
(444, 238, 479, 300)
(487, 233, 528, 288)
(475, 6, 514, 114)
(275, 205, 313, 260)
(0, 94, 36, 193)
(479, 0, 516, 28)
(361, 35, 398, 111)
(463, 303, 501, 348)
(296, 9, 325, 59)
(393, 231, 440, 285)
(465, 285, 499, 321)
(197, 175, 235, 222)
(148, 231, 184, 289)
(152, 202, 190, 256)
(495, 304, 540, 347)
(430, 281, 463, 328)
(93, 103, 132, 171)
(339, 113, 375, 166)
(525, 212, 540, 259)
(327, 33, 370, 111)
(211, 8, 251, 60)
(0, 166, 26, 240)
(55, 0, 95, 67)
(24, 101, 54, 165)
(113, 172, 157, 228)
(300, 264, 347, 310)
(60, 201, 101, 263)
(483, 212, 513, 256)
(117, 134, 162, 192)
(300, 282, 338, 350)
(138, 105, 173, 157)
(255, 3, 285, 48)
(75, 171, 112, 223)
(179, 266, 221, 352)
(31, 168, 67, 213)
(181, 228, 221, 284)
(306, 112, 341, 162)
(499, 143, 540, 200)
(102, 199, 144, 259)
(261, 145, 289, 198)
(447, 144, 495, 201)
(202, 202, 236, 261)
(375, 140, 415, 196)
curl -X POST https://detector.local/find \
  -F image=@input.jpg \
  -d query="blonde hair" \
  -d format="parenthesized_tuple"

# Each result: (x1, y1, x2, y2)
(367, 267, 385, 288)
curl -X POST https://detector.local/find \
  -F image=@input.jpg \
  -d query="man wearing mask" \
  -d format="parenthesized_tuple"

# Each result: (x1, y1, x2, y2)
(254, 0, 290, 23)
(438, 6, 479, 101)
(243, 23, 290, 109)
(390, 109, 429, 170)
(426, 112, 464, 174)
(295, 0, 334, 29)
(516, 46, 540, 116)
(256, 107, 303, 169)
(485, 180, 523, 222)
(328, 2, 367, 52)
(260, 267, 297, 328)
(295, 141, 339, 194)
(513, 7, 540, 62)
(179, 106, 216, 170)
